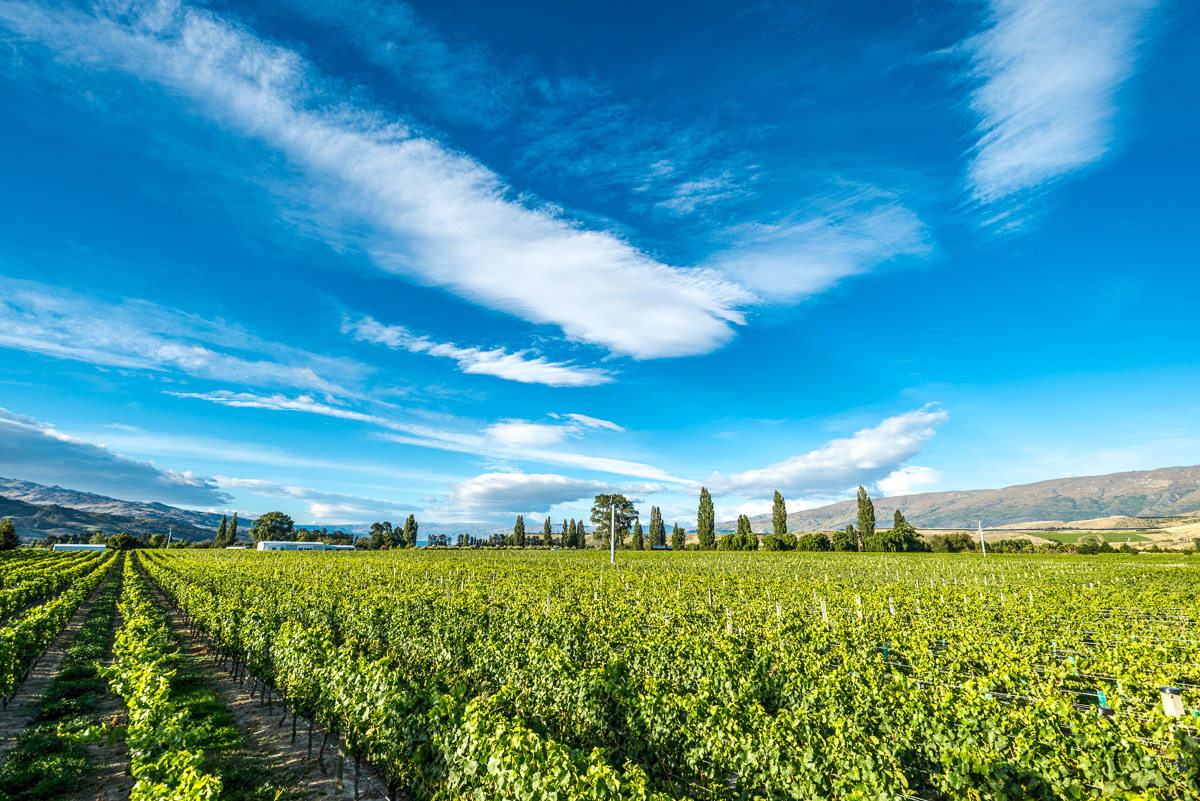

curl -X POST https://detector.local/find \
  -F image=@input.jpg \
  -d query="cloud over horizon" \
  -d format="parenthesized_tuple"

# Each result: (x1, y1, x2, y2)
(705, 407, 949, 498)
(0, 407, 230, 506)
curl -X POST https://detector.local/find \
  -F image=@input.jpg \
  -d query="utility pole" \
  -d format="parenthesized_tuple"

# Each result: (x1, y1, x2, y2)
(166, 529, 172, 549)
(610, 501, 616, 565)
(978, 521, 987, 557)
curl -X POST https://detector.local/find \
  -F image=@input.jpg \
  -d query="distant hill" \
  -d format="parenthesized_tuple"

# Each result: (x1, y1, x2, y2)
(0, 476, 509, 543)
(738, 465, 1200, 532)
(0, 477, 224, 529)
(0, 494, 212, 541)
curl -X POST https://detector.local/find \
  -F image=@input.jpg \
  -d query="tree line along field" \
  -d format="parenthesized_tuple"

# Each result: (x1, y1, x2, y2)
(1, 549, 1199, 800)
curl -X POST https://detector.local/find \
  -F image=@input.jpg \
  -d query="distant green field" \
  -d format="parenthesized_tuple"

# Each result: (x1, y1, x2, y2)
(1034, 531, 1151, 544)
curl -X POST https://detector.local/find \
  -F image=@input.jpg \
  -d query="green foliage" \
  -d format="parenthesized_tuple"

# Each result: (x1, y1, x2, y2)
(138, 549, 1200, 801)
(671, 522, 685, 550)
(590, 494, 636, 547)
(771, 490, 787, 538)
(632, 521, 644, 550)
(696, 487, 715, 550)
(929, 531, 978, 553)
(369, 521, 392, 550)
(856, 486, 875, 549)
(215, 515, 228, 548)
(103, 557, 221, 799)
(227, 512, 237, 544)
(0, 518, 19, 550)
(648, 506, 666, 548)
(795, 532, 831, 551)
(542, 516, 553, 548)
(832, 526, 854, 552)
(107, 532, 136, 551)
(513, 515, 526, 547)
(249, 511, 294, 543)
(402, 515, 419, 549)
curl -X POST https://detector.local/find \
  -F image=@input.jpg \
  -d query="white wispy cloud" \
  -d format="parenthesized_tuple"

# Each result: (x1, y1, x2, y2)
(168, 390, 678, 482)
(429, 471, 663, 520)
(0, 407, 229, 506)
(343, 315, 612, 387)
(0, 0, 751, 359)
(964, 0, 1156, 207)
(556, 413, 624, 432)
(704, 189, 933, 301)
(0, 277, 359, 394)
(705, 406, 949, 497)
(217, 476, 419, 521)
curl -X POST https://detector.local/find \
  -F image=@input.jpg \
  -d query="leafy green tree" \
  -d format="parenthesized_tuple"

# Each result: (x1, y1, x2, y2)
(402, 515, 418, 548)
(228, 512, 238, 543)
(833, 525, 855, 552)
(590, 495, 636, 548)
(107, 531, 136, 550)
(216, 514, 228, 547)
(796, 532, 829, 551)
(697, 488, 715, 550)
(0, 518, 19, 550)
(772, 491, 787, 538)
(671, 522, 685, 550)
(632, 520, 645, 550)
(370, 521, 394, 549)
(856, 486, 875, 551)
(89, 531, 108, 545)
(736, 514, 756, 550)
(250, 511, 295, 543)
(543, 516, 553, 547)
(513, 515, 526, 547)
(149, 533, 166, 549)
(561, 519, 569, 548)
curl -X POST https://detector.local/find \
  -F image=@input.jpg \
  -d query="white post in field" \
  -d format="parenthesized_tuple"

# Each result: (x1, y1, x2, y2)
(610, 501, 616, 565)
(978, 521, 987, 557)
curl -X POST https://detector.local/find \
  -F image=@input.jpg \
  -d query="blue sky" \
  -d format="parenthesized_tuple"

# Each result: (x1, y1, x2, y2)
(0, 0, 1197, 527)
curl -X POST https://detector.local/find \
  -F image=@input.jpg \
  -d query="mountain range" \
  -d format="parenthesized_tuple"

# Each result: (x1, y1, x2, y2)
(741, 465, 1200, 532)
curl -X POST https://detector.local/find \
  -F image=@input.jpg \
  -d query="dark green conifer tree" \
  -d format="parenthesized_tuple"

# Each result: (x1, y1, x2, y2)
(513, 515, 526, 547)
(772, 491, 787, 538)
(697, 488, 715, 550)
(671, 522, 685, 550)
(856, 486, 875, 551)
(216, 514, 228, 547)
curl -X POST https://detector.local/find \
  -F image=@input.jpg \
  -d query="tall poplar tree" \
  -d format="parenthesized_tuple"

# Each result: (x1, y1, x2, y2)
(771, 491, 787, 538)
(513, 515, 526, 547)
(697, 487, 715, 550)
(216, 514, 228, 546)
(402, 515, 418, 548)
(543, 516, 553, 547)
(561, 519, 569, 548)
(856, 486, 875, 551)
(632, 520, 645, 550)
(649, 506, 666, 547)
(228, 512, 238, 544)
(671, 522, 685, 550)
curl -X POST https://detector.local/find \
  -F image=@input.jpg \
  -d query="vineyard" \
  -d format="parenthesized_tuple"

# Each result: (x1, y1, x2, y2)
(140, 550, 1200, 800)
(0, 549, 1198, 800)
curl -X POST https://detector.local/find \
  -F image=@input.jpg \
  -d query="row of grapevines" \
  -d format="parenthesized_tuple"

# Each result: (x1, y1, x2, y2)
(0, 551, 104, 620)
(0, 550, 116, 698)
(106, 554, 222, 801)
(141, 550, 1200, 800)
